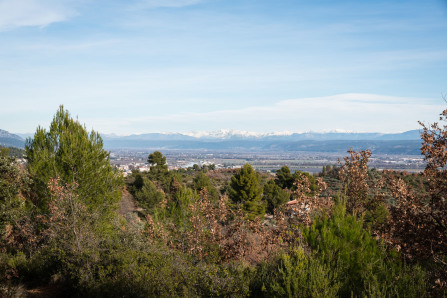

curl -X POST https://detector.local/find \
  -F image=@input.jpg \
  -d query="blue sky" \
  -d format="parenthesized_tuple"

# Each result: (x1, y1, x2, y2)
(1, 0, 446, 135)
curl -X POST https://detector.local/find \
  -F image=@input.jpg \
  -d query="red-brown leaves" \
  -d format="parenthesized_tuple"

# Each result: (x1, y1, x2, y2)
(339, 148, 371, 214)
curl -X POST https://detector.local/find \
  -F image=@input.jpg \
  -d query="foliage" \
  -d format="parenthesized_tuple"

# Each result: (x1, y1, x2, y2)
(146, 151, 178, 194)
(168, 186, 199, 229)
(0, 156, 24, 224)
(338, 148, 371, 213)
(193, 171, 211, 190)
(148, 151, 168, 173)
(293, 171, 318, 195)
(362, 109, 447, 293)
(254, 247, 341, 298)
(134, 178, 165, 213)
(263, 180, 290, 214)
(0, 156, 30, 250)
(43, 178, 104, 254)
(3, 107, 446, 296)
(25, 106, 123, 216)
(0, 146, 25, 158)
(275, 166, 318, 195)
(275, 166, 294, 189)
(228, 163, 265, 220)
(146, 188, 281, 265)
(59, 246, 252, 297)
(0, 147, 9, 157)
(419, 109, 447, 245)
(133, 173, 144, 190)
(303, 201, 426, 297)
(282, 172, 331, 227)
(193, 172, 219, 201)
(338, 148, 389, 229)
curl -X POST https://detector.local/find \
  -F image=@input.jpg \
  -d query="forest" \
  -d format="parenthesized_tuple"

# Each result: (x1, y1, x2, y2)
(1, 106, 446, 297)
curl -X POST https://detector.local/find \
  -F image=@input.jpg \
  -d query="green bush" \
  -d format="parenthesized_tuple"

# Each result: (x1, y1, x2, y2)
(303, 201, 427, 297)
(263, 180, 290, 214)
(252, 248, 340, 298)
(134, 178, 165, 212)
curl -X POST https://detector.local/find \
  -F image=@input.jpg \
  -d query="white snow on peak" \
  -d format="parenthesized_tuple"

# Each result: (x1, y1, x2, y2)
(183, 129, 294, 139)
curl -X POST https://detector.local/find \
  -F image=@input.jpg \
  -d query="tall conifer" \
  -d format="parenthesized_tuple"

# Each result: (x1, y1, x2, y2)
(228, 163, 265, 219)
(25, 106, 123, 216)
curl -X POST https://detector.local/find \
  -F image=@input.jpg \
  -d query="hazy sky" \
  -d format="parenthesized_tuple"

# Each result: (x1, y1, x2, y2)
(1, 0, 447, 135)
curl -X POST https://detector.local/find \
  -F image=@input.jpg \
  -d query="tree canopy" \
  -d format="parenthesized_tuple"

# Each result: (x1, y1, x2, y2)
(25, 106, 123, 214)
(228, 163, 265, 219)
(263, 180, 290, 214)
(275, 166, 294, 189)
(148, 151, 167, 168)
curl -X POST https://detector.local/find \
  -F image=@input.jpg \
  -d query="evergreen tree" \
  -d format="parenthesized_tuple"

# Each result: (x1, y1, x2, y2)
(228, 163, 265, 219)
(148, 151, 168, 172)
(133, 173, 144, 190)
(25, 106, 123, 215)
(303, 201, 426, 297)
(263, 180, 290, 214)
(135, 178, 165, 212)
(275, 166, 294, 189)
(193, 172, 219, 201)
(193, 172, 211, 191)
(147, 151, 171, 190)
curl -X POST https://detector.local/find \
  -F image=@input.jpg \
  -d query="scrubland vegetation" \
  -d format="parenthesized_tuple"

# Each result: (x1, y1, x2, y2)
(1, 106, 446, 297)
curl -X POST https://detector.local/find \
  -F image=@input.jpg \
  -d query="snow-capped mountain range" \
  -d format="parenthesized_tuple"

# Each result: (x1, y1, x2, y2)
(101, 129, 421, 141)
(2, 129, 423, 155)
(182, 129, 295, 139)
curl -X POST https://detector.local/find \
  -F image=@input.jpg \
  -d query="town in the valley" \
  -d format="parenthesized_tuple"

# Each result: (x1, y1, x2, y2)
(110, 149, 426, 176)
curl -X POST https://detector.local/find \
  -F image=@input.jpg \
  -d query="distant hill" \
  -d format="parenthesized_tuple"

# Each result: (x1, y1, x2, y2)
(179, 129, 422, 141)
(102, 129, 422, 142)
(277, 130, 422, 141)
(7, 129, 423, 154)
(103, 133, 197, 141)
(101, 130, 423, 155)
(0, 129, 25, 148)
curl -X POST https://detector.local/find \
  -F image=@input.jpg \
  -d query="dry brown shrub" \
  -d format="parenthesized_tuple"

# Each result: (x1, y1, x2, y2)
(338, 148, 371, 214)
(419, 109, 447, 242)
(144, 213, 168, 245)
(144, 187, 283, 264)
(283, 173, 332, 227)
(219, 209, 281, 264)
(366, 109, 447, 292)
(30, 177, 102, 255)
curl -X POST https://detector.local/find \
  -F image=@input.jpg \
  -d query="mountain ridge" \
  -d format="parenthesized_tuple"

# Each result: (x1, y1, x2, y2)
(0, 129, 25, 148)
(2, 129, 423, 154)
(101, 129, 422, 141)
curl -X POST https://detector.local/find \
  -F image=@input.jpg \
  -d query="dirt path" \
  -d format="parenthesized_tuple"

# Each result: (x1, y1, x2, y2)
(118, 189, 137, 215)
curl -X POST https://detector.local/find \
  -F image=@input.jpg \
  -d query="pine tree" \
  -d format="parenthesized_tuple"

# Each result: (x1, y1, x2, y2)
(275, 166, 294, 189)
(263, 180, 290, 214)
(25, 106, 123, 216)
(135, 178, 165, 212)
(228, 163, 265, 220)
(193, 172, 211, 191)
(148, 151, 168, 172)
(147, 151, 171, 190)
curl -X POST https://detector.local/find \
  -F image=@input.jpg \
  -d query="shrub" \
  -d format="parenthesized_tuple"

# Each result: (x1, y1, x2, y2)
(303, 201, 426, 297)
